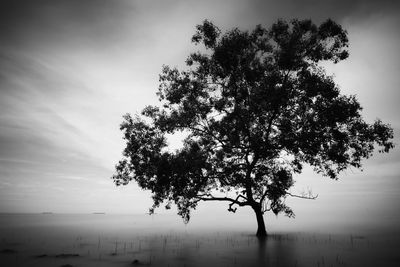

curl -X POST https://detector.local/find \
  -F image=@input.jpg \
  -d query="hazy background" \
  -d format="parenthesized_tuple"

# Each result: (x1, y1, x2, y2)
(0, 0, 399, 231)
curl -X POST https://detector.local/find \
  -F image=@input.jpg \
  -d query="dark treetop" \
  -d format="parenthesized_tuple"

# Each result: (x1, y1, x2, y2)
(113, 19, 394, 228)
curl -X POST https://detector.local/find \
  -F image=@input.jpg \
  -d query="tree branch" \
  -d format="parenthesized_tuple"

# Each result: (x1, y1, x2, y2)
(286, 192, 318, 200)
(195, 193, 249, 213)
(260, 187, 269, 204)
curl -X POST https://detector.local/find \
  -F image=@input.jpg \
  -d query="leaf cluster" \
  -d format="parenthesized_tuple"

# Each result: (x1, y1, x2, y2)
(113, 19, 394, 221)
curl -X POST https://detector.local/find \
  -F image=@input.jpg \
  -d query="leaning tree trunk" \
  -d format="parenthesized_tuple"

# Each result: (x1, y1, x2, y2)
(253, 205, 267, 237)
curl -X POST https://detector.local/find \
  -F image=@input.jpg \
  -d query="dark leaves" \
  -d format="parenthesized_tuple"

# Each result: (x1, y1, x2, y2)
(113, 18, 394, 221)
(192, 19, 220, 48)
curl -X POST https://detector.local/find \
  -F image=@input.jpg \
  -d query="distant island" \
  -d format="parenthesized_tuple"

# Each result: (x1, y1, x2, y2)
(92, 212, 106, 215)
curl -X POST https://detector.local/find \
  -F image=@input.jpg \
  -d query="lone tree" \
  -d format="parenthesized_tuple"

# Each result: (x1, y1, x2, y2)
(113, 19, 394, 237)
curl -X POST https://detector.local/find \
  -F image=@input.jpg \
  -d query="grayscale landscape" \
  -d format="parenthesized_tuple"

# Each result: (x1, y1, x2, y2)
(1, 1, 399, 267)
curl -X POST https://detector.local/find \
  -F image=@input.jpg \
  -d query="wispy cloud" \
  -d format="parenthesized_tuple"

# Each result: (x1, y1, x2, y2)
(0, 0, 399, 216)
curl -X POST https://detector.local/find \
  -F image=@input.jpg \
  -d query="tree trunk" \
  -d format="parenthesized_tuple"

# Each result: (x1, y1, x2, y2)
(254, 206, 267, 237)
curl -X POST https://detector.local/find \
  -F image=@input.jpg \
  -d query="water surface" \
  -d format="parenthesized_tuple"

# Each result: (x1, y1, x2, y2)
(0, 213, 399, 267)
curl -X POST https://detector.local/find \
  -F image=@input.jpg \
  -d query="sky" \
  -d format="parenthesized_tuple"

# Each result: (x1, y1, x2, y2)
(0, 0, 399, 230)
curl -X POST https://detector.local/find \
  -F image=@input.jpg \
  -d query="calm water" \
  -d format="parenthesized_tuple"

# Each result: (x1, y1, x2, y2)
(0, 213, 399, 267)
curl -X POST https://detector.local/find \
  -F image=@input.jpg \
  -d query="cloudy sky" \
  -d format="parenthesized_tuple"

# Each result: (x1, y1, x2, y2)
(0, 0, 399, 229)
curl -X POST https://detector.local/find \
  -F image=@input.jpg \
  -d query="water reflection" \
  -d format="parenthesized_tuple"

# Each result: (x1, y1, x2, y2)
(0, 214, 399, 267)
(254, 234, 297, 267)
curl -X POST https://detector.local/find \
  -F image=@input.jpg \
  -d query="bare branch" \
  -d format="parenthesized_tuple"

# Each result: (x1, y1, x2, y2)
(195, 193, 249, 213)
(286, 192, 318, 200)
(260, 188, 269, 204)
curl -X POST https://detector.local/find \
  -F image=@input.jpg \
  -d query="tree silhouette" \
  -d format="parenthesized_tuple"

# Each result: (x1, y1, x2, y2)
(113, 19, 394, 237)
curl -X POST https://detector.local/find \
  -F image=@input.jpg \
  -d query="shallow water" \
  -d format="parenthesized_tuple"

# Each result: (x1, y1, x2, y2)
(0, 213, 399, 267)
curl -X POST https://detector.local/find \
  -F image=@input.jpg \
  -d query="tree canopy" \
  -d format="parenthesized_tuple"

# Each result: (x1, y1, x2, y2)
(113, 18, 394, 236)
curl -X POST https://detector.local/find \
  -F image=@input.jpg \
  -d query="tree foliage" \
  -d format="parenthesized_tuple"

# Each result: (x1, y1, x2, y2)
(113, 19, 394, 224)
